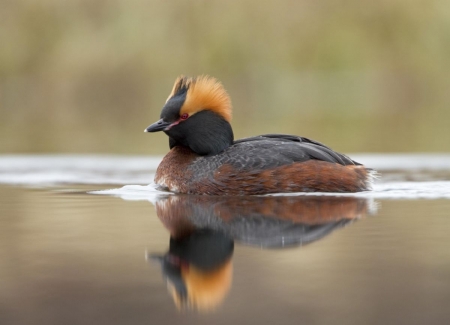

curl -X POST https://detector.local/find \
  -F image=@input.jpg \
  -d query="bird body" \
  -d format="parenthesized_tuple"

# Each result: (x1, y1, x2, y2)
(146, 76, 374, 195)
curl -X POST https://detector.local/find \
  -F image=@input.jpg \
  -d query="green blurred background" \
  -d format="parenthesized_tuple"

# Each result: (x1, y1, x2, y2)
(1, 0, 449, 154)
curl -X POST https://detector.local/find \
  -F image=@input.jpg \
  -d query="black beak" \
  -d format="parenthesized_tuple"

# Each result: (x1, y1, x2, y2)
(147, 253, 164, 264)
(144, 119, 171, 132)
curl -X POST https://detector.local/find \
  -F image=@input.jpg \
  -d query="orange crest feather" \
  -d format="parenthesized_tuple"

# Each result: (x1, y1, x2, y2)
(168, 76, 232, 122)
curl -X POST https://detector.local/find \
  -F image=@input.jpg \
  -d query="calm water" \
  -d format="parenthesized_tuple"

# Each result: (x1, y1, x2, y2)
(1, 155, 450, 325)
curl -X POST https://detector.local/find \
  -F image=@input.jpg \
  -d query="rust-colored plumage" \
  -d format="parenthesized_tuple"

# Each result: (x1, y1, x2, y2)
(146, 76, 376, 195)
(155, 195, 371, 233)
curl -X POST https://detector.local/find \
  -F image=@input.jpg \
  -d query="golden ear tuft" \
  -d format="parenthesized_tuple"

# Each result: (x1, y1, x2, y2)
(166, 75, 192, 102)
(168, 75, 232, 122)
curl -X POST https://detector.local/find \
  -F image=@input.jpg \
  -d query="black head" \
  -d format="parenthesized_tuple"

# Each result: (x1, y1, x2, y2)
(145, 76, 234, 156)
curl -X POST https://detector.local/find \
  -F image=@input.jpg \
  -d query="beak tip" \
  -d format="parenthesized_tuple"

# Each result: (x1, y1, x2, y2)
(145, 119, 171, 133)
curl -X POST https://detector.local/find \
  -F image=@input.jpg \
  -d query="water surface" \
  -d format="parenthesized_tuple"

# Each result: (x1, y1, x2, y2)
(1, 155, 450, 325)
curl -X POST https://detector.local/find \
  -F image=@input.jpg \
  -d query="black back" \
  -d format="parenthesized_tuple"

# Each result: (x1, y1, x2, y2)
(232, 134, 360, 166)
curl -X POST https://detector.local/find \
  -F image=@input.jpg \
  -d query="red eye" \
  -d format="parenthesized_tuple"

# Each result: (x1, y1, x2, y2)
(180, 113, 189, 120)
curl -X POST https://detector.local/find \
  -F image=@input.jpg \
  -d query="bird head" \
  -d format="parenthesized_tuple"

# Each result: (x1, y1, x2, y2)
(145, 76, 234, 156)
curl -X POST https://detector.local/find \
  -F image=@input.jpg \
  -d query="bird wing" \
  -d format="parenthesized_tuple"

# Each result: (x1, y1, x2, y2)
(226, 134, 359, 169)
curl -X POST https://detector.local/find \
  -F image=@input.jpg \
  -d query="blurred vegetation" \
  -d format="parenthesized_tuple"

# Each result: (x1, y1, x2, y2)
(1, 0, 450, 154)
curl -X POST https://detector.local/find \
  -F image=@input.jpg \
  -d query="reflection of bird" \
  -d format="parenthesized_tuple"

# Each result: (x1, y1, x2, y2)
(150, 195, 374, 311)
(145, 76, 375, 195)
(155, 195, 372, 248)
(150, 229, 234, 312)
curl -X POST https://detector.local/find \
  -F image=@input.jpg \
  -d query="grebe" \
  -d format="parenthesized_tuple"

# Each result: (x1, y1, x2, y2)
(145, 76, 374, 195)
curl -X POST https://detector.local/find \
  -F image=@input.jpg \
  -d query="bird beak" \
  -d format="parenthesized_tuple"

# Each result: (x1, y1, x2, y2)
(144, 119, 172, 132)
(146, 253, 164, 264)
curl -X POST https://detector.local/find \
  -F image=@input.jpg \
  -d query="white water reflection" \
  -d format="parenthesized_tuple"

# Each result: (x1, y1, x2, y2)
(94, 181, 450, 200)
(0, 155, 159, 185)
(1, 155, 450, 199)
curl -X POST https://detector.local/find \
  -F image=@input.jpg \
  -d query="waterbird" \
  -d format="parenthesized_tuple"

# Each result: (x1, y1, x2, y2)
(145, 76, 375, 195)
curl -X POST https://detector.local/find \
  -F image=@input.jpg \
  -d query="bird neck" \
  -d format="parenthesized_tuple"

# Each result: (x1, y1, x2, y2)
(167, 110, 234, 156)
